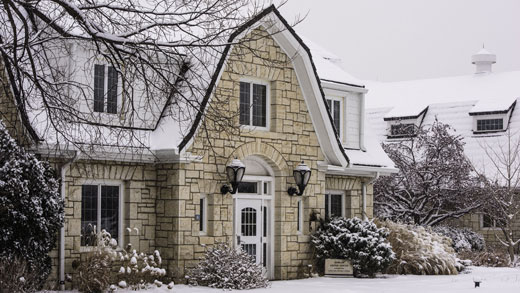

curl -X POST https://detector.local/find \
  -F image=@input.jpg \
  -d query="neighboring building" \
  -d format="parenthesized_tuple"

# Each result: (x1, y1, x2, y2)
(0, 6, 396, 289)
(366, 48, 520, 244)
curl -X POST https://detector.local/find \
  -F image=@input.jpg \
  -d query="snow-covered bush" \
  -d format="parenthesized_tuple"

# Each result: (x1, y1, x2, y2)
(115, 243, 166, 290)
(186, 243, 269, 289)
(311, 217, 395, 277)
(378, 220, 458, 275)
(0, 122, 63, 290)
(73, 228, 170, 292)
(431, 226, 485, 252)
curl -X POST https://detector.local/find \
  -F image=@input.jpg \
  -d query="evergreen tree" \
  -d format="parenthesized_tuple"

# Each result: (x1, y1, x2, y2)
(0, 122, 63, 290)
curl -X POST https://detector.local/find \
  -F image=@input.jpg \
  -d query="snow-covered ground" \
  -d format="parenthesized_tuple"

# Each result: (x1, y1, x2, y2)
(40, 267, 520, 293)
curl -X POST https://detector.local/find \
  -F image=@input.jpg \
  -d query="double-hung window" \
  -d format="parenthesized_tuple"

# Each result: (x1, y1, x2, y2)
(325, 191, 344, 219)
(481, 214, 505, 229)
(81, 183, 122, 246)
(326, 97, 342, 136)
(94, 64, 118, 114)
(239, 81, 268, 128)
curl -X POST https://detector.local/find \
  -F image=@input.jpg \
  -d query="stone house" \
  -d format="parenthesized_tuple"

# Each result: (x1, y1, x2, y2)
(365, 48, 520, 246)
(0, 6, 396, 289)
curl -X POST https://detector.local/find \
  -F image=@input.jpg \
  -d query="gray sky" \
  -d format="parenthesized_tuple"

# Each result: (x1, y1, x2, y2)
(277, 0, 520, 82)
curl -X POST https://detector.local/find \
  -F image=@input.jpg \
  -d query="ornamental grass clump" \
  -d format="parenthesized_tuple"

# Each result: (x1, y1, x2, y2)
(311, 217, 395, 277)
(186, 243, 269, 289)
(378, 220, 459, 275)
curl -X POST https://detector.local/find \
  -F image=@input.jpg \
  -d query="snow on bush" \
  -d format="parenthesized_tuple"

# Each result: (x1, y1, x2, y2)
(430, 226, 485, 252)
(115, 244, 166, 290)
(378, 220, 458, 275)
(73, 228, 171, 292)
(0, 122, 63, 290)
(311, 217, 395, 277)
(186, 243, 269, 289)
(458, 246, 510, 267)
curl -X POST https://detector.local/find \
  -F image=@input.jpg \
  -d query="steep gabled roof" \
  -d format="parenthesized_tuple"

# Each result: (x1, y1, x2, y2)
(158, 5, 351, 167)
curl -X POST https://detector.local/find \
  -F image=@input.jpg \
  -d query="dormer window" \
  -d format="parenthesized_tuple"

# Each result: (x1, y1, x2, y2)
(476, 118, 503, 132)
(326, 97, 342, 136)
(390, 123, 416, 136)
(94, 64, 118, 114)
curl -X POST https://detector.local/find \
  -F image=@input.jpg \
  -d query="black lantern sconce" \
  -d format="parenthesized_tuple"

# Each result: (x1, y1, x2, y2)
(287, 161, 311, 196)
(221, 158, 246, 195)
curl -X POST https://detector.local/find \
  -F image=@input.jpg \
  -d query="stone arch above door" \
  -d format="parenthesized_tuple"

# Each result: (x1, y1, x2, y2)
(227, 141, 289, 177)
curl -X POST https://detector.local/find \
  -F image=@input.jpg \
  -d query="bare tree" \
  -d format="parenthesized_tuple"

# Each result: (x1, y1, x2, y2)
(0, 0, 296, 157)
(374, 120, 483, 226)
(476, 129, 520, 264)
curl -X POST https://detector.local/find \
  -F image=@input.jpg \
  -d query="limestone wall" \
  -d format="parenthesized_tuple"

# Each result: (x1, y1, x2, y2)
(46, 161, 157, 289)
(157, 27, 370, 280)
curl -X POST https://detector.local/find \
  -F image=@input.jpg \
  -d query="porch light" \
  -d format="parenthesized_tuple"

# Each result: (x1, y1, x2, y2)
(220, 158, 246, 195)
(287, 161, 311, 196)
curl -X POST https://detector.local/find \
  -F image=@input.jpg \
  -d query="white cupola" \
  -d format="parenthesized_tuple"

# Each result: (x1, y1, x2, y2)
(471, 47, 496, 74)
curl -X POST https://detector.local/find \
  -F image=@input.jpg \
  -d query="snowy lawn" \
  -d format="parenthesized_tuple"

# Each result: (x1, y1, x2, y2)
(175, 266, 520, 293)
(40, 267, 520, 293)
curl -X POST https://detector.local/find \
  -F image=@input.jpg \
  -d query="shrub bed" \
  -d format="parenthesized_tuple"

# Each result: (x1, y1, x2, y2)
(186, 243, 268, 289)
(311, 217, 394, 277)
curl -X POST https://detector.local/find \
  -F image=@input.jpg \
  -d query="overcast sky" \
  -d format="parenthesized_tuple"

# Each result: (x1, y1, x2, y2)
(277, 0, 520, 82)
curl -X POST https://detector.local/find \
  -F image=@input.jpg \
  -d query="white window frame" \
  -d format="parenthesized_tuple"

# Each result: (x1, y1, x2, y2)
(325, 190, 345, 218)
(239, 78, 270, 131)
(297, 198, 303, 234)
(93, 62, 123, 115)
(326, 95, 344, 141)
(79, 179, 124, 250)
(480, 214, 502, 230)
(473, 114, 507, 133)
(199, 194, 208, 235)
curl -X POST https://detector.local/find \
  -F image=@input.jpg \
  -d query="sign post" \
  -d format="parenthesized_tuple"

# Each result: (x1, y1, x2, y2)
(324, 259, 354, 277)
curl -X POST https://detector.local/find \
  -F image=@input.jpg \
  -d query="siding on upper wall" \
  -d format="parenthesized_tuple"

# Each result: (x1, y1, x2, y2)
(345, 93, 361, 149)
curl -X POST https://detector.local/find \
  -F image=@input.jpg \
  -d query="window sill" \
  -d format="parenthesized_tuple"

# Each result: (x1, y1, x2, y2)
(240, 125, 270, 132)
(473, 129, 507, 135)
(387, 134, 417, 139)
(80, 245, 124, 253)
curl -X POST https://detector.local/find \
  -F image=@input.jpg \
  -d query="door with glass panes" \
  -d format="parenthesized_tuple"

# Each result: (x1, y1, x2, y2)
(234, 177, 272, 278)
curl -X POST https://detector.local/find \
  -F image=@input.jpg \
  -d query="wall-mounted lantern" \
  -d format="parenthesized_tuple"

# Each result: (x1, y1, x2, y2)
(220, 158, 246, 195)
(287, 161, 311, 196)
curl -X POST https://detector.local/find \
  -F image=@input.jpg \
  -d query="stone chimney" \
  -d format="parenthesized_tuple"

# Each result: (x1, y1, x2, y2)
(471, 47, 496, 74)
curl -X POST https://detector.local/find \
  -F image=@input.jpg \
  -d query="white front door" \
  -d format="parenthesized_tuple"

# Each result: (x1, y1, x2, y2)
(234, 176, 273, 278)
(236, 198, 263, 263)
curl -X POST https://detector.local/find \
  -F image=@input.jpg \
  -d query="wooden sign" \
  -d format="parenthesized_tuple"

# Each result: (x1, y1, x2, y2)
(325, 259, 353, 276)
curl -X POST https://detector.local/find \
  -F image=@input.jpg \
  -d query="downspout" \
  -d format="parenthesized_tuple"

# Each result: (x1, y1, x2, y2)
(59, 151, 78, 290)
(362, 172, 379, 220)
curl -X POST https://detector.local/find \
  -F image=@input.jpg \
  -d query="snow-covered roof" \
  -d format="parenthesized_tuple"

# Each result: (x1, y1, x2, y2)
(302, 37, 365, 88)
(366, 70, 520, 118)
(366, 62, 520, 180)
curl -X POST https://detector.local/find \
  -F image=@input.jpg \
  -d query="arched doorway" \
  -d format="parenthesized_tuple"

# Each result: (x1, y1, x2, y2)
(233, 156, 275, 279)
